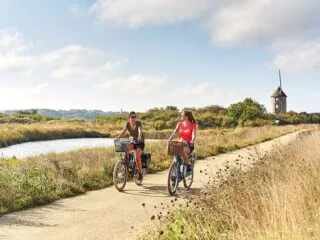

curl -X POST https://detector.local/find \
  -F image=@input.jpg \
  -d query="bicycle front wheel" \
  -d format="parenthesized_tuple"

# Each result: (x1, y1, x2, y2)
(183, 153, 195, 189)
(113, 160, 128, 191)
(183, 167, 194, 189)
(168, 160, 179, 196)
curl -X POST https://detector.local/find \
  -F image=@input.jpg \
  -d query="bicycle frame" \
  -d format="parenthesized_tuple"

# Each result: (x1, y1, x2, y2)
(126, 152, 137, 174)
(113, 139, 143, 191)
(167, 150, 196, 196)
(174, 155, 187, 181)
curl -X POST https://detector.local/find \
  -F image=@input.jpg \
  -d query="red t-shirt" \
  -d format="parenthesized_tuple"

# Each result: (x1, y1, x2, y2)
(178, 122, 196, 142)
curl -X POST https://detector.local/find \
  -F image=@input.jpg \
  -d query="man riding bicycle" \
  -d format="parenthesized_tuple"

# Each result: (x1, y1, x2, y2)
(117, 111, 144, 182)
(167, 110, 197, 172)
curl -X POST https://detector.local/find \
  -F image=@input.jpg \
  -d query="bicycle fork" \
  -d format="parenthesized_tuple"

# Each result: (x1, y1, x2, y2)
(176, 156, 187, 180)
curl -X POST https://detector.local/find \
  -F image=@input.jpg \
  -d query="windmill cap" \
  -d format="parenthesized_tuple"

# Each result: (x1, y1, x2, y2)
(271, 87, 287, 97)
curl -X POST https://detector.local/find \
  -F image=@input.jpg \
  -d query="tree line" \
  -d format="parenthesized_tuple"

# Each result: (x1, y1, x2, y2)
(95, 98, 320, 130)
(1, 98, 319, 128)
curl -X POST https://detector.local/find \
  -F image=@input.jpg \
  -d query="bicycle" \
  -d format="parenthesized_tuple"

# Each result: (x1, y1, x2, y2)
(167, 141, 196, 196)
(113, 138, 151, 191)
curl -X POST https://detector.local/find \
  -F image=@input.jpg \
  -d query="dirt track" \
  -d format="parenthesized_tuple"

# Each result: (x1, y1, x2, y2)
(0, 131, 302, 240)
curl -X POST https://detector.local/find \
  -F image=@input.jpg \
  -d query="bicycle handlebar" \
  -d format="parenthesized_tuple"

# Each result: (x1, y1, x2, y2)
(114, 138, 143, 144)
(167, 140, 194, 146)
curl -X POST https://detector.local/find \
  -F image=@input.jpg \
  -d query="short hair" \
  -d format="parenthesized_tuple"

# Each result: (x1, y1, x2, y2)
(129, 111, 136, 116)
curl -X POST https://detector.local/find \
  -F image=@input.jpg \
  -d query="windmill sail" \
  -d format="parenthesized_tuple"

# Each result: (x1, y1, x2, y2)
(278, 69, 282, 89)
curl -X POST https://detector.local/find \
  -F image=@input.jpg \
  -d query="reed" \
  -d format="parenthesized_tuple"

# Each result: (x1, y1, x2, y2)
(143, 129, 320, 240)
(0, 125, 313, 216)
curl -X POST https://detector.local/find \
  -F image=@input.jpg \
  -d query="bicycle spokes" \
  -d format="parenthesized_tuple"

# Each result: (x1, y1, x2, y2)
(113, 161, 128, 192)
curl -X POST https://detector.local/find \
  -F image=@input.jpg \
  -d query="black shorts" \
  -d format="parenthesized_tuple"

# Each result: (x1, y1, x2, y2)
(133, 141, 145, 150)
(185, 142, 194, 153)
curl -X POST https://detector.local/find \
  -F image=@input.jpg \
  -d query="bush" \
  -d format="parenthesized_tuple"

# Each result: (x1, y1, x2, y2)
(154, 120, 166, 130)
(228, 98, 266, 126)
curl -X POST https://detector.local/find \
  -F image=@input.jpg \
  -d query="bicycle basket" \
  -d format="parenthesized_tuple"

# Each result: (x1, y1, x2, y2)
(114, 139, 131, 152)
(167, 141, 184, 156)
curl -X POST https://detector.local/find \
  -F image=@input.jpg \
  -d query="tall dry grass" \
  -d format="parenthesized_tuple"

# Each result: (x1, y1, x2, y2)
(0, 121, 110, 147)
(0, 125, 313, 216)
(146, 129, 320, 240)
(0, 147, 117, 215)
(195, 125, 312, 158)
(141, 125, 312, 170)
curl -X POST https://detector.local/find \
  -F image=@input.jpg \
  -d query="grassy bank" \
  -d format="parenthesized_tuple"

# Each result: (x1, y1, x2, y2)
(0, 125, 314, 216)
(0, 122, 110, 147)
(144, 129, 320, 240)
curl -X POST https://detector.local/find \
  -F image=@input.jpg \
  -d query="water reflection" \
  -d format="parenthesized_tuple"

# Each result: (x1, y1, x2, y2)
(0, 138, 114, 159)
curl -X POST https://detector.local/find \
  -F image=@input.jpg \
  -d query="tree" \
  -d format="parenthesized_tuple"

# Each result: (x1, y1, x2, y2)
(165, 106, 178, 111)
(227, 98, 266, 126)
(153, 120, 166, 130)
(198, 105, 226, 114)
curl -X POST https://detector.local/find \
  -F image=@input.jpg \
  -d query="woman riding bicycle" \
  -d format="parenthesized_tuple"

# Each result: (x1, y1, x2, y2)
(117, 111, 144, 182)
(167, 110, 197, 172)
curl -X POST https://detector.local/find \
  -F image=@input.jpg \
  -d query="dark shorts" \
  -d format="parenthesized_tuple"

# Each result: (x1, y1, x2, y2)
(133, 141, 145, 150)
(185, 142, 194, 153)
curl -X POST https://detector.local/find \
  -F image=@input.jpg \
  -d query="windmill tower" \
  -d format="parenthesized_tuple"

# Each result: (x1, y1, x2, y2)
(271, 70, 287, 114)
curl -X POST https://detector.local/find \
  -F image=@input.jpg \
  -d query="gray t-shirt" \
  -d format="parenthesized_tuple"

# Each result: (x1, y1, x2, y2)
(125, 121, 144, 141)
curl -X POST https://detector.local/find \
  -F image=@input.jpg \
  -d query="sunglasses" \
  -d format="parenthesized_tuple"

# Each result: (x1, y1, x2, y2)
(130, 116, 137, 118)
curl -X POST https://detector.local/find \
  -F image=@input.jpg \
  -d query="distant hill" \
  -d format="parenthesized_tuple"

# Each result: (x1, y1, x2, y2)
(1, 109, 121, 120)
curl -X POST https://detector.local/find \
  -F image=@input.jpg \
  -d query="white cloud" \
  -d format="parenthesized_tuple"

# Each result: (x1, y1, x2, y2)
(99, 78, 238, 111)
(28, 83, 48, 95)
(0, 30, 101, 71)
(89, 0, 320, 74)
(101, 74, 166, 94)
(89, 0, 212, 28)
(167, 81, 237, 107)
(0, 28, 34, 70)
(210, 0, 320, 45)
(268, 40, 320, 74)
(42, 44, 102, 65)
(0, 83, 50, 110)
(51, 60, 125, 78)
(0, 28, 124, 77)
(69, 3, 86, 17)
(169, 82, 211, 96)
(0, 83, 48, 100)
(0, 28, 30, 56)
(89, 0, 320, 42)
(51, 66, 94, 78)
(207, 0, 320, 73)
(0, 55, 34, 70)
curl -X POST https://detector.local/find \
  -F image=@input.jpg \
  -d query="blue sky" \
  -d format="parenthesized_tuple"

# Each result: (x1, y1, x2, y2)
(0, 0, 319, 112)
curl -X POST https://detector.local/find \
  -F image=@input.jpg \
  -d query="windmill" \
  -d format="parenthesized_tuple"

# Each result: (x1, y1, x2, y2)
(270, 69, 287, 114)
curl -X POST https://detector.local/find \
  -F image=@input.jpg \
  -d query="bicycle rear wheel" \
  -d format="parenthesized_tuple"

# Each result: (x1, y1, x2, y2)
(168, 159, 179, 196)
(113, 160, 128, 191)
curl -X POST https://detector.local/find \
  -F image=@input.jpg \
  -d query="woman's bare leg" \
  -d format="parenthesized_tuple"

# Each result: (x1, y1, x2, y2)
(126, 143, 134, 160)
(136, 148, 143, 174)
(182, 145, 191, 165)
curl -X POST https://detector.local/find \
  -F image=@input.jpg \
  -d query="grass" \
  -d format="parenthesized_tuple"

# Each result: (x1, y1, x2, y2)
(0, 124, 314, 216)
(0, 121, 111, 147)
(195, 125, 311, 158)
(143, 128, 320, 240)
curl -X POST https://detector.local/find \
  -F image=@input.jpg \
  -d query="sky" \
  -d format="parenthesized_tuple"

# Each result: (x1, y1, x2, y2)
(0, 0, 319, 113)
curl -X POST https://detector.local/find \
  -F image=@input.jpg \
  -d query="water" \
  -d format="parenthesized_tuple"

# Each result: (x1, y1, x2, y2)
(0, 138, 115, 159)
